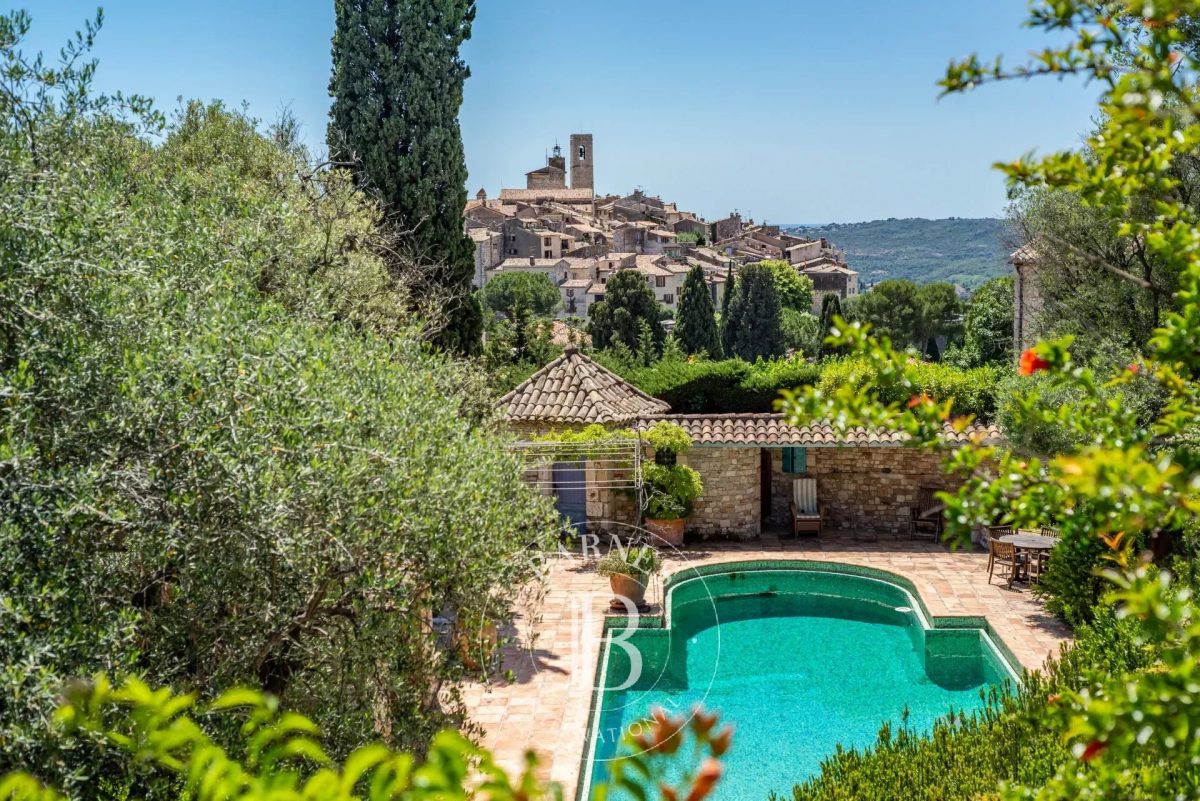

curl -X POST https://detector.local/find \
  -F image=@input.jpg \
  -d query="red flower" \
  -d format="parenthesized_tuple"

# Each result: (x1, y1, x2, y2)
(1128, 362, 1140, 375)
(1047, 693, 1061, 705)
(709, 725, 734, 756)
(684, 758, 724, 801)
(907, 393, 934, 409)
(1080, 739, 1107, 762)
(1018, 348, 1051, 376)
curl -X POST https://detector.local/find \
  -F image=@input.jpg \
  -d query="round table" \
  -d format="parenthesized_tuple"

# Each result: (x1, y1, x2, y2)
(1000, 533, 1057, 551)
(999, 533, 1057, 583)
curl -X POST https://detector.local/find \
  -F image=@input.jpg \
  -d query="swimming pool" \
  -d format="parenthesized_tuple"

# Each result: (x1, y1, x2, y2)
(581, 561, 1019, 801)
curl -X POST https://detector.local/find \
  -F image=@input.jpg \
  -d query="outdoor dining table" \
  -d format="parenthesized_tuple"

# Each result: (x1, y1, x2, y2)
(999, 532, 1057, 582)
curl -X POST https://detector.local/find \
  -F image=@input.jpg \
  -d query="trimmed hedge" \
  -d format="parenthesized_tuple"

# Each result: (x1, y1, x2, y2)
(817, 358, 1004, 420)
(620, 357, 822, 413)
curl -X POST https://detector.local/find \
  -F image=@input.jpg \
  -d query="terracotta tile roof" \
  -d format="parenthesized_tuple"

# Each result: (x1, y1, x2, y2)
(640, 413, 1002, 447)
(499, 347, 670, 424)
(1010, 244, 1038, 264)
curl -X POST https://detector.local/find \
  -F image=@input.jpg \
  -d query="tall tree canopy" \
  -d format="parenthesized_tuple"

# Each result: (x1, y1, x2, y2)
(480, 271, 561, 319)
(588, 270, 665, 353)
(328, 0, 482, 353)
(725, 264, 785, 361)
(674, 265, 722, 357)
(846, 279, 924, 349)
(946, 275, 1014, 367)
(915, 282, 964, 357)
(760, 260, 815, 314)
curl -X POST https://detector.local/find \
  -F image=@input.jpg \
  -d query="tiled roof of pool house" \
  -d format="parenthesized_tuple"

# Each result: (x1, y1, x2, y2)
(498, 345, 670, 425)
(639, 413, 1002, 447)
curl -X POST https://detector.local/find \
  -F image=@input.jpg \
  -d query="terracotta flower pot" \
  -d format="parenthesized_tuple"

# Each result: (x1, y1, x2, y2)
(609, 572, 648, 608)
(645, 517, 685, 546)
(455, 620, 499, 671)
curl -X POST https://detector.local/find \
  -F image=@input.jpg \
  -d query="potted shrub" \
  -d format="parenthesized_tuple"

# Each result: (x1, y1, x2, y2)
(597, 545, 662, 609)
(641, 422, 703, 546)
(454, 607, 500, 672)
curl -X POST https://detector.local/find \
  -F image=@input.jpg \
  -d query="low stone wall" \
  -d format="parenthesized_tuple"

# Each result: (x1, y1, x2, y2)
(681, 447, 761, 538)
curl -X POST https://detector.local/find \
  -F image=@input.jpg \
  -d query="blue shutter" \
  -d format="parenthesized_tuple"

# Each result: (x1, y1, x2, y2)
(783, 447, 808, 474)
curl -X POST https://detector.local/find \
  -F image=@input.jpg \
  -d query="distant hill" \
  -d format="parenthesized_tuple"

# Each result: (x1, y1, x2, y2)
(786, 217, 1013, 290)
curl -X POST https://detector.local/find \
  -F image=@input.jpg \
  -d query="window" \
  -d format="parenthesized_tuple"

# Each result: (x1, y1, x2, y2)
(782, 447, 808, 474)
(566, 288, 574, 297)
(544, 250, 552, 258)
(544, 237, 551, 247)
(655, 276, 666, 287)
(662, 294, 674, 304)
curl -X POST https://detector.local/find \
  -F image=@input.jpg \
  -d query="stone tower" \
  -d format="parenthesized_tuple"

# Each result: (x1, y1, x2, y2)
(570, 133, 593, 190)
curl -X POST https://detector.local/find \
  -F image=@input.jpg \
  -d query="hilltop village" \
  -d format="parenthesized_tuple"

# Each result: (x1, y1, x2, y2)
(465, 133, 859, 321)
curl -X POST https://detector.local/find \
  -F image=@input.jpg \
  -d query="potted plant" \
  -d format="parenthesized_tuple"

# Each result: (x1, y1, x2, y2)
(640, 422, 703, 546)
(597, 545, 662, 609)
(454, 607, 500, 672)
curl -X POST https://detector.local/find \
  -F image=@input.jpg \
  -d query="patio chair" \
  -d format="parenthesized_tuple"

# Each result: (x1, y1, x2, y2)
(790, 478, 825, 537)
(985, 526, 1013, 573)
(908, 486, 944, 540)
(988, 538, 1024, 589)
(1033, 527, 1061, 580)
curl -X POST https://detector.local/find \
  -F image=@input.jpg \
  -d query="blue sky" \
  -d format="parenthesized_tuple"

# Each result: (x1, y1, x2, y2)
(15, 1, 1099, 223)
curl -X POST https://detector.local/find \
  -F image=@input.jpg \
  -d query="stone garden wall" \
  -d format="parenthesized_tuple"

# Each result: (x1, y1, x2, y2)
(680, 447, 761, 538)
(801, 447, 956, 534)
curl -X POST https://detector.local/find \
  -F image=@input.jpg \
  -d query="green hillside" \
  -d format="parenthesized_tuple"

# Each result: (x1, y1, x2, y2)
(788, 217, 1013, 289)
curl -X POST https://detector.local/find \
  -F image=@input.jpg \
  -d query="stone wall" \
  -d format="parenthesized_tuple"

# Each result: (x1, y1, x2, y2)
(681, 447, 761, 538)
(793, 447, 957, 534)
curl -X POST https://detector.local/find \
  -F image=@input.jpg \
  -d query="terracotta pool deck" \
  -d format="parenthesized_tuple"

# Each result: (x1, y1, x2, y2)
(458, 530, 1072, 796)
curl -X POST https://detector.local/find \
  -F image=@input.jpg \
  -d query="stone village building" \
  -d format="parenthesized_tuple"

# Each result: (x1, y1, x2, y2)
(500, 348, 1001, 539)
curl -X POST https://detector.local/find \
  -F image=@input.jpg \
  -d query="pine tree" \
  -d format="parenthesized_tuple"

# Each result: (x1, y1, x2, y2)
(675, 265, 721, 357)
(329, 0, 482, 353)
(729, 264, 784, 361)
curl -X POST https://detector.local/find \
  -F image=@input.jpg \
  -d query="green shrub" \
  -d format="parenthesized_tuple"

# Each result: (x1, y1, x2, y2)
(1035, 519, 1135, 628)
(619, 356, 821, 413)
(642, 463, 703, 520)
(817, 358, 1004, 420)
(597, 546, 663, 580)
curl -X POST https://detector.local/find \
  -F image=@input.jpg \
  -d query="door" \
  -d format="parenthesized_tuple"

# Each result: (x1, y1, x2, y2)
(760, 449, 772, 525)
(553, 460, 588, 535)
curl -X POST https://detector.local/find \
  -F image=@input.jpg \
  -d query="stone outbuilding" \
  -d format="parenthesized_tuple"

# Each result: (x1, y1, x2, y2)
(501, 350, 1002, 539)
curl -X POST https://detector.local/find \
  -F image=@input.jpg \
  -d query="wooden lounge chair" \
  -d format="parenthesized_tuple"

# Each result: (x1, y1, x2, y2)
(908, 486, 945, 540)
(988, 538, 1024, 589)
(790, 478, 825, 537)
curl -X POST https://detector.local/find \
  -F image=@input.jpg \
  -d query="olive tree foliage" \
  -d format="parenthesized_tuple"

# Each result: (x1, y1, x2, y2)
(782, 4, 1200, 798)
(0, 12, 558, 793)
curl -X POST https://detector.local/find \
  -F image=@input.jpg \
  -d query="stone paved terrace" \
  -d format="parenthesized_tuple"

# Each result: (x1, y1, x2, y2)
(458, 531, 1072, 797)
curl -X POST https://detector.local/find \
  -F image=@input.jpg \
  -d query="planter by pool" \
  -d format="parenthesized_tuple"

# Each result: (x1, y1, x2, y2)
(580, 561, 1020, 801)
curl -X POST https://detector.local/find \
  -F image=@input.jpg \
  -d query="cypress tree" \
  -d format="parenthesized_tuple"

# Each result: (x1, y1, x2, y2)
(730, 264, 784, 361)
(721, 270, 743, 358)
(329, 0, 482, 353)
(817, 292, 843, 359)
(675, 265, 721, 357)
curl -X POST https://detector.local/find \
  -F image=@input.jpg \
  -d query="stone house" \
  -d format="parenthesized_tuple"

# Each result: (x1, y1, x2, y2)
(501, 350, 1001, 539)
(469, 228, 504, 288)
(1011, 244, 1041, 351)
(488, 257, 570, 289)
(800, 260, 860, 312)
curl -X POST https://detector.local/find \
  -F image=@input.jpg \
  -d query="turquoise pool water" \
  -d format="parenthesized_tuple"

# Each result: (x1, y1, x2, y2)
(583, 565, 1015, 801)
